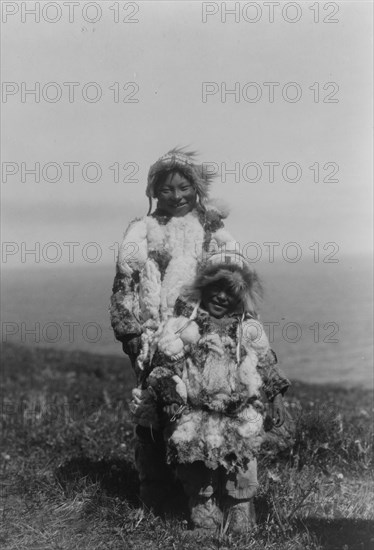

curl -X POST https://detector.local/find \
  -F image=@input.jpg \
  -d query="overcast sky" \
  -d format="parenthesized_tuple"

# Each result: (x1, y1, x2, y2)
(2, 1, 373, 267)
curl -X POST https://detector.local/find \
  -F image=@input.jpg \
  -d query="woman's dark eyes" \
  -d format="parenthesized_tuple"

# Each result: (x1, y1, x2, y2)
(160, 187, 191, 193)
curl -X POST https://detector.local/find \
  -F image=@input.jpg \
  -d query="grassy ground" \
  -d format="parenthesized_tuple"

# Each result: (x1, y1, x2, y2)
(1, 342, 373, 550)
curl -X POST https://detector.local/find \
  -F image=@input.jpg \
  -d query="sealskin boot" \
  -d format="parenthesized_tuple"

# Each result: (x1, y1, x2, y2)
(223, 496, 256, 534)
(189, 495, 222, 532)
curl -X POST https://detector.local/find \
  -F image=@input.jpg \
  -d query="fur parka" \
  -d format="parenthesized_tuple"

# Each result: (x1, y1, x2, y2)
(109, 207, 236, 378)
(147, 297, 290, 472)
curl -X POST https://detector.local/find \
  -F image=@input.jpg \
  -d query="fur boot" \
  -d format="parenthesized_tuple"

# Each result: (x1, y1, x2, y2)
(189, 495, 222, 531)
(223, 496, 256, 534)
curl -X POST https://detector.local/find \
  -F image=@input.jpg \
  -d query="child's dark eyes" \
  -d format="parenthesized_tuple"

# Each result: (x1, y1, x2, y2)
(208, 284, 222, 294)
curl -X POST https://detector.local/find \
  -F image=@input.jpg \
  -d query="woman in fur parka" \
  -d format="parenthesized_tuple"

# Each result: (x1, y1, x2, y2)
(109, 148, 237, 513)
(145, 252, 291, 533)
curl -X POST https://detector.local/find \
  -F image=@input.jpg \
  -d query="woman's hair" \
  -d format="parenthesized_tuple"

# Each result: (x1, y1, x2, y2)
(146, 147, 215, 215)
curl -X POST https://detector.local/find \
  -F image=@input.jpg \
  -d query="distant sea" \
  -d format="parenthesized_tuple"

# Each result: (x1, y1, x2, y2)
(1, 256, 373, 387)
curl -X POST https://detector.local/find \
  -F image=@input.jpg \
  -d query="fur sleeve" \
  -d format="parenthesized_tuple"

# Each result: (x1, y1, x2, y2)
(257, 349, 291, 401)
(242, 319, 270, 358)
(117, 217, 148, 275)
(241, 319, 290, 400)
(109, 217, 148, 341)
(109, 269, 142, 342)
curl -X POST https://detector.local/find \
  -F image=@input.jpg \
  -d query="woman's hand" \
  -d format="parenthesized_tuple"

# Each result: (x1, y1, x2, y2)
(269, 393, 285, 427)
(122, 335, 141, 357)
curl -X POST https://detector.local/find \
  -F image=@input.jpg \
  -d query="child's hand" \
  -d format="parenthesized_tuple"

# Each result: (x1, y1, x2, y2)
(269, 394, 285, 427)
(122, 335, 141, 357)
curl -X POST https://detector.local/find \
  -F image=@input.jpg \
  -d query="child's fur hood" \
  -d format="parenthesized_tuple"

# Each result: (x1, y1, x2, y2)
(183, 262, 263, 315)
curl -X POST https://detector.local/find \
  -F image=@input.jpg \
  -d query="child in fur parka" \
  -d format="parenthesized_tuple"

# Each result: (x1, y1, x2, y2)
(110, 148, 237, 513)
(146, 251, 290, 533)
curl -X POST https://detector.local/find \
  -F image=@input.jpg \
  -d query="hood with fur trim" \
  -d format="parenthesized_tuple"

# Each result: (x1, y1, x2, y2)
(146, 147, 215, 213)
(184, 262, 263, 315)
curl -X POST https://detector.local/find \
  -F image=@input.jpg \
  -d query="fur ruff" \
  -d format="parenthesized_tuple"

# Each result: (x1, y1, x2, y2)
(184, 263, 263, 314)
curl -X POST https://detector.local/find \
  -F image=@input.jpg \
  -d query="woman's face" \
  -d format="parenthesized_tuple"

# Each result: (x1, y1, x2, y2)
(155, 172, 197, 217)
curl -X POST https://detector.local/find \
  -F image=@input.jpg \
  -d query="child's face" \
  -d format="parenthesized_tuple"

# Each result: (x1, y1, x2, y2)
(201, 282, 240, 318)
(156, 172, 197, 217)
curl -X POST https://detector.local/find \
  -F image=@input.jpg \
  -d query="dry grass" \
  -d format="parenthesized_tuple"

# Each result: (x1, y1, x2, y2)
(1, 342, 373, 550)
